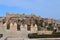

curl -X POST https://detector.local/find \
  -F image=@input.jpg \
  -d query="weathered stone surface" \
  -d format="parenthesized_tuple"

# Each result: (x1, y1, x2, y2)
(0, 13, 60, 40)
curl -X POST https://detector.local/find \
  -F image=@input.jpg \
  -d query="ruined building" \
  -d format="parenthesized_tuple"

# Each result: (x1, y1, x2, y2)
(2, 13, 60, 33)
(0, 13, 60, 40)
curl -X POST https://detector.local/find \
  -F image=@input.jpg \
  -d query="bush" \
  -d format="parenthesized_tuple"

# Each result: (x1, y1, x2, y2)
(28, 33, 38, 38)
(28, 33, 60, 38)
(27, 25, 31, 31)
(47, 26, 53, 31)
(52, 32, 60, 35)
(7, 23, 10, 30)
(17, 24, 20, 31)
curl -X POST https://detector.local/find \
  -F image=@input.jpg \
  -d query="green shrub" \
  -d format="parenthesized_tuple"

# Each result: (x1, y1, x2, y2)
(58, 27, 60, 30)
(37, 24, 41, 31)
(47, 26, 53, 31)
(27, 25, 31, 31)
(28, 33, 60, 38)
(7, 23, 10, 30)
(17, 24, 20, 31)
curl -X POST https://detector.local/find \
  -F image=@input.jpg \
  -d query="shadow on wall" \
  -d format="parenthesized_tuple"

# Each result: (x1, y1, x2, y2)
(0, 34, 3, 38)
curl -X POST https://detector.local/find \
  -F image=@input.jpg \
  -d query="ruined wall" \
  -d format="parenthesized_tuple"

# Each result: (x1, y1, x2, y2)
(3, 13, 60, 34)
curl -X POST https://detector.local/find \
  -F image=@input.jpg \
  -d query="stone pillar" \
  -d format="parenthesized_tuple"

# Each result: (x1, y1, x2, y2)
(13, 22, 17, 31)
(30, 24, 37, 33)
(24, 24, 27, 31)
(10, 22, 17, 32)
(54, 27, 57, 30)
(10, 23, 14, 31)
(55, 23, 57, 27)
(3, 23, 7, 31)
(20, 24, 24, 31)
(34, 24, 38, 33)
(30, 24, 33, 33)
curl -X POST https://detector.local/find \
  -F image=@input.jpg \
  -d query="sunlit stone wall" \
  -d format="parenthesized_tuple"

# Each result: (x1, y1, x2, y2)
(3, 22, 38, 33)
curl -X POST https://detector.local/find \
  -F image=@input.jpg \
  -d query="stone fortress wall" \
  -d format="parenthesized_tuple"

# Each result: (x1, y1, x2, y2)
(0, 13, 60, 40)
(2, 13, 60, 34)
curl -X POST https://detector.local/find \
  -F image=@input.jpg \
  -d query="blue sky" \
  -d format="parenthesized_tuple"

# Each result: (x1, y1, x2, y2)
(0, 0, 60, 19)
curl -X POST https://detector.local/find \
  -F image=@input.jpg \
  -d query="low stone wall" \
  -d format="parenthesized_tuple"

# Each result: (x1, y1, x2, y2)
(6, 38, 60, 40)
(37, 31, 53, 35)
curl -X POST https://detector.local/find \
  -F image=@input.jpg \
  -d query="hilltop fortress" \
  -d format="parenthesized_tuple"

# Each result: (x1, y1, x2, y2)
(0, 13, 60, 40)
(1, 13, 60, 33)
